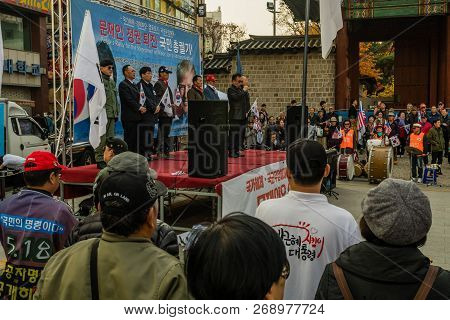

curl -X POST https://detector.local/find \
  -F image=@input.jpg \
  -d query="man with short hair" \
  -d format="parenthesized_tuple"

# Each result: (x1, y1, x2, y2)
(308, 107, 319, 126)
(119, 64, 142, 154)
(154, 66, 175, 159)
(256, 140, 361, 300)
(227, 73, 250, 158)
(95, 59, 120, 169)
(34, 165, 189, 299)
(428, 105, 441, 124)
(427, 119, 445, 173)
(187, 75, 204, 101)
(0, 151, 77, 299)
(204, 74, 220, 100)
(139, 66, 159, 159)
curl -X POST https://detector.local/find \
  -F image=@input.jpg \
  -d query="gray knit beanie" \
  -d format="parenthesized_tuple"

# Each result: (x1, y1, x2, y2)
(361, 178, 432, 246)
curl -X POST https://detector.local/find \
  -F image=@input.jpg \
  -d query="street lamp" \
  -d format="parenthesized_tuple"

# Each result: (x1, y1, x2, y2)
(266, 1, 280, 36)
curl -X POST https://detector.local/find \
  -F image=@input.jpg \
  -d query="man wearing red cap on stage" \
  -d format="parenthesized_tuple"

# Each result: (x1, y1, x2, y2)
(0, 151, 77, 299)
(204, 74, 220, 100)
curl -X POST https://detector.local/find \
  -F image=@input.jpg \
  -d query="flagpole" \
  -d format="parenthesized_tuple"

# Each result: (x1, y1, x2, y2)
(300, 0, 310, 139)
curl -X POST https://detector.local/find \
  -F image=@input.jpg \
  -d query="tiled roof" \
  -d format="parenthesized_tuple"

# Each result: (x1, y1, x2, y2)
(230, 35, 322, 53)
(204, 53, 231, 72)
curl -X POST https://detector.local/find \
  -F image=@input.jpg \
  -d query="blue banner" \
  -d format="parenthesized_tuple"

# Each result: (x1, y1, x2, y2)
(0, 101, 5, 156)
(71, 0, 201, 144)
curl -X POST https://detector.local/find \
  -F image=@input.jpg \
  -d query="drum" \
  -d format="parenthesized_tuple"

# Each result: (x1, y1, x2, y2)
(364, 163, 369, 176)
(354, 163, 364, 177)
(368, 147, 394, 183)
(337, 154, 355, 181)
(389, 135, 401, 147)
(367, 139, 383, 152)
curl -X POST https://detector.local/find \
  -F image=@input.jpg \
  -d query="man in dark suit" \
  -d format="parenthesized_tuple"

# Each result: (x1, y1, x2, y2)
(227, 73, 250, 158)
(119, 64, 143, 153)
(204, 74, 220, 100)
(187, 75, 204, 101)
(138, 66, 159, 159)
(154, 66, 175, 159)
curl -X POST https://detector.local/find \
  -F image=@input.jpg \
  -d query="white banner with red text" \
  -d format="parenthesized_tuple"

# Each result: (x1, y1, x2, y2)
(221, 161, 289, 217)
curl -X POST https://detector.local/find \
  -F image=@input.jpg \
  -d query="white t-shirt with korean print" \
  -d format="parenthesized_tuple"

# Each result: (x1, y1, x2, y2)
(256, 191, 361, 300)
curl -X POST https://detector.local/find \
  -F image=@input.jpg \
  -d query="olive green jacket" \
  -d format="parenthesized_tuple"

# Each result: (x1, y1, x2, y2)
(103, 73, 119, 119)
(427, 127, 445, 152)
(34, 232, 189, 300)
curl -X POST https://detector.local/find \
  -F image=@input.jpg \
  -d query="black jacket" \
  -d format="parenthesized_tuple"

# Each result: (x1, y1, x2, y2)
(67, 214, 179, 257)
(119, 79, 141, 122)
(154, 79, 174, 118)
(348, 105, 358, 119)
(227, 85, 249, 120)
(139, 80, 158, 125)
(315, 242, 450, 300)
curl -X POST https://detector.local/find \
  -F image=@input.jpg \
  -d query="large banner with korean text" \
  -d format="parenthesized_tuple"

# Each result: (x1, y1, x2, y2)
(71, 0, 201, 144)
(222, 161, 289, 217)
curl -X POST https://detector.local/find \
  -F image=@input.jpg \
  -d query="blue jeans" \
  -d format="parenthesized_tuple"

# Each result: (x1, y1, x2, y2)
(411, 155, 424, 179)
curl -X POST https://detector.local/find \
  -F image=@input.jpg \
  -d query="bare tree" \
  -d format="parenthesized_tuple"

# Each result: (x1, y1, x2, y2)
(222, 23, 247, 50)
(204, 19, 225, 54)
(277, 1, 320, 36)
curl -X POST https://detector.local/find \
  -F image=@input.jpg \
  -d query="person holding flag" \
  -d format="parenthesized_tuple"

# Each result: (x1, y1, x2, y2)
(357, 101, 366, 149)
(94, 59, 119, 169)
(154, 66, 175, 159)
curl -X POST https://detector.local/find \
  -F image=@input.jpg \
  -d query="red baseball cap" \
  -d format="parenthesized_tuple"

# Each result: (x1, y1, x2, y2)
(206, 74, 216, 82)
(24, 151, 67, 172)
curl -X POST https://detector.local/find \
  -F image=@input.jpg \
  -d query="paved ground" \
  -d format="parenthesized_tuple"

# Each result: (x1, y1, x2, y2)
(1, 156, 449, 272)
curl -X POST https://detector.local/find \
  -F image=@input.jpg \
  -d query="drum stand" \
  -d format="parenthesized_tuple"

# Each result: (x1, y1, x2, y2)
(321, 182, 339, 200)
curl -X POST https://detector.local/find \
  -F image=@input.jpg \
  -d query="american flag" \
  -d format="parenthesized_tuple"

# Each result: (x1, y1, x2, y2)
(357, 101, 366, 146)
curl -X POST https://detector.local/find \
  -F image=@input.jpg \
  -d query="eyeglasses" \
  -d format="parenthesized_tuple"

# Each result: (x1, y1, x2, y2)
(107, 66, 114, 70)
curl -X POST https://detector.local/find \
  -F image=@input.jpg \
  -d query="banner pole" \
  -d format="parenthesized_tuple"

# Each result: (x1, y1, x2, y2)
(300, 0, 310, 139)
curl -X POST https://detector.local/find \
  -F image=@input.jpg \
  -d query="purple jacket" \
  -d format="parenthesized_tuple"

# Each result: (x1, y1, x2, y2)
(0, 189, 77, 299)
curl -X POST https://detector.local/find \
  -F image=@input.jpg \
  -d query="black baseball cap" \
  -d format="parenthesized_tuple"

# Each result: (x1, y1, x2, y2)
(100, 59, 114, 67)
(99, 171, 167, 213)
(106, 137, 128, 155)
(158, 66, 172, 74)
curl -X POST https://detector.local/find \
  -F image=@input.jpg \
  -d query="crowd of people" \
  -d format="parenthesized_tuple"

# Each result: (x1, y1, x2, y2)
(1, 138, 449, 300)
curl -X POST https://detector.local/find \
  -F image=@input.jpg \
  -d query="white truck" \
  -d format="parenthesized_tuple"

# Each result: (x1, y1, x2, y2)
(0, 99, 50, 158)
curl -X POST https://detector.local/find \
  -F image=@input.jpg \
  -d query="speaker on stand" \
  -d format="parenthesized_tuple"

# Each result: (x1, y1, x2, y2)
(188, 101, 228, 178)
(286, 105, 308, 147)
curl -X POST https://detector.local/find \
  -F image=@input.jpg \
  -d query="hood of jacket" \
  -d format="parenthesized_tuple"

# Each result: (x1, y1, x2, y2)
(336, 242, 431, 284)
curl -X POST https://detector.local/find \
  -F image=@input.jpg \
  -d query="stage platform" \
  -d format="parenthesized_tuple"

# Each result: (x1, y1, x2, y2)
(60, 150, 286, 230)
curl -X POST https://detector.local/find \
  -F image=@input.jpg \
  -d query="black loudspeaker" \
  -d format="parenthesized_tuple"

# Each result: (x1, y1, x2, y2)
(286, 105, 308, 147)
(188, 101, 228, 178)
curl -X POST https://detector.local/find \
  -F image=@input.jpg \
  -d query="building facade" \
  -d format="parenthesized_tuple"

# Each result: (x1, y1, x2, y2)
(205, 35, 335, 116)
(0, 0, 49, 115)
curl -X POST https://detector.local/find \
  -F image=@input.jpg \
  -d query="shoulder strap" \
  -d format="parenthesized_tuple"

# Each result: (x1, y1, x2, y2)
(332, 262, 354, 300)
(90, 239, 101, 300)
(414, 265, 439, 300)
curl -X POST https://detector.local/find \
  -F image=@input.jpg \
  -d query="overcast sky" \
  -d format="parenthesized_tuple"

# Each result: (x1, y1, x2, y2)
(206, 0, 278, 36)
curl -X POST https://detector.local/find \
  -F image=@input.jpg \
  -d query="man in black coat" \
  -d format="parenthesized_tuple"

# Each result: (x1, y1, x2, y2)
(138, 66, 159, 159)
(227, 73, 250, 158)
(154, 66, 175, 159)
(119, 64, 143, 153)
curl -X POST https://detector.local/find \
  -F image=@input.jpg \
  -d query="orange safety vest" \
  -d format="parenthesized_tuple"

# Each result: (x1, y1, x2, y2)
(409, 132, 424, 152)
(340, 129, 354, 149)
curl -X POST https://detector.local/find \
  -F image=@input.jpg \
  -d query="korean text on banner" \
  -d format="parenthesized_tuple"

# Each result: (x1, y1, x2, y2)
(222, 161, 289, 216)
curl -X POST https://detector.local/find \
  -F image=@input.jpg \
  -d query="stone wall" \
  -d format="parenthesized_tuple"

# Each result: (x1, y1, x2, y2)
(212, 51, 335, 117)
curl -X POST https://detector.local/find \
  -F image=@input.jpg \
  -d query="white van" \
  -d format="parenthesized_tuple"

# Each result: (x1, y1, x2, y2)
(1, 99, 50, 157)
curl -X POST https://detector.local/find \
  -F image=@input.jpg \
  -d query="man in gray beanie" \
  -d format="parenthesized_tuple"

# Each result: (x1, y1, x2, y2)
(316, 178, 449, 300)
